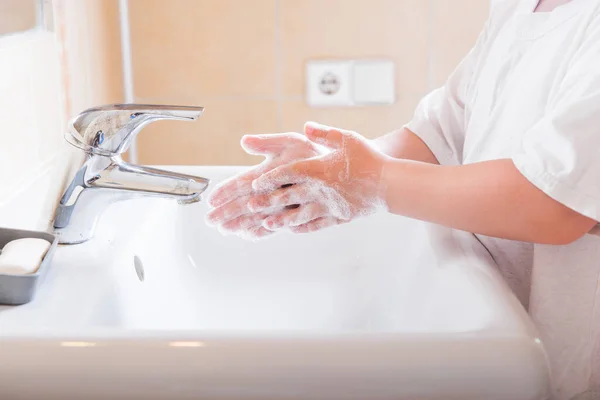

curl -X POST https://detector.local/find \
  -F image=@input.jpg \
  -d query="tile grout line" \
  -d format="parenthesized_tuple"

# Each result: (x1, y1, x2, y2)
(274, 0, 283, 131)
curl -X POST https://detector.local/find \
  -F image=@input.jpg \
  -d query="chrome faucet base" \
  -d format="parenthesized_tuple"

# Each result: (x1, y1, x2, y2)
(54, 104, 209, 245)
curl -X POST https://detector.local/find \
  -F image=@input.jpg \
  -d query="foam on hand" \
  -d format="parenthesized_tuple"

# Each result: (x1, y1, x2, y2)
(247, 123, 388, 234)
(205, 132, 327, 240)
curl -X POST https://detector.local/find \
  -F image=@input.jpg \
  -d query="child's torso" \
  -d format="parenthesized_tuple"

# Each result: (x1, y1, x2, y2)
(462, 0, 591, 166)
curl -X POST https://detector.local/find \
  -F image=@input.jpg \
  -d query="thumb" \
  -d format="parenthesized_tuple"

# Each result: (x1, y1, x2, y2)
(304, 122, 344, 150)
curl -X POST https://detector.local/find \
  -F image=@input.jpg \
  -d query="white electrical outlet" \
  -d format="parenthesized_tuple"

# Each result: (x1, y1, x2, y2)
(306, 61, 353, 107)
(306, 59, 395, 107)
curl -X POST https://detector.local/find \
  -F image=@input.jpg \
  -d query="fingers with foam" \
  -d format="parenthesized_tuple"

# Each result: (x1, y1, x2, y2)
(304, 122, 346, 150)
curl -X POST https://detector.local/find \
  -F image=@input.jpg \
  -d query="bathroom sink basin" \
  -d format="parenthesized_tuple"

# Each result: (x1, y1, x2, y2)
(0, 167, 550, 400)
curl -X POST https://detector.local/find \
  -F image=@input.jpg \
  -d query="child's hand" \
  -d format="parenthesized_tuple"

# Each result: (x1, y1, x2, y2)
(205, 133, 325, 240)
(248, 122, 388, 234)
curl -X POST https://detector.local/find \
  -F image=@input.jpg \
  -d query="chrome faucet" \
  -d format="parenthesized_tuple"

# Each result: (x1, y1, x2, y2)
(53, 104, 210, 244)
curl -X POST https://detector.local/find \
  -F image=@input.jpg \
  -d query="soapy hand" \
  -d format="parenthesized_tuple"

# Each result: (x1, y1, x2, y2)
(248, 122, 389, 234)
(205, 133, 326, 240)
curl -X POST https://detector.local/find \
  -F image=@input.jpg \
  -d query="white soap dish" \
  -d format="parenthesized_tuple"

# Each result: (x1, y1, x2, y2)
(0, 227, 58, 305)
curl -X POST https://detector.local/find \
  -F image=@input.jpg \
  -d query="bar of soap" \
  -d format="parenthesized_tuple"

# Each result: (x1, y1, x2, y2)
(0, 238, 50, 275)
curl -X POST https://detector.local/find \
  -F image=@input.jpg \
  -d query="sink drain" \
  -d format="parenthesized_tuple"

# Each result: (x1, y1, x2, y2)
(133, 255, 145, 282)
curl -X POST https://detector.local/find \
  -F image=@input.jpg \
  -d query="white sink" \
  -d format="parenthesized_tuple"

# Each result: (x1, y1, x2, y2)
(0, 167, 550, 400)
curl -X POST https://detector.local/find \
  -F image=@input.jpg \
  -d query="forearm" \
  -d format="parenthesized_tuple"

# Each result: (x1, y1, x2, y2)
(381, 158, 597, 244)
(374, 128, 439, 164)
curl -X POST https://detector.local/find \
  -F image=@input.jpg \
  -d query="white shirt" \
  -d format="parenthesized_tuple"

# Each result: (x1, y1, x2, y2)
(406, 0, 600, 398)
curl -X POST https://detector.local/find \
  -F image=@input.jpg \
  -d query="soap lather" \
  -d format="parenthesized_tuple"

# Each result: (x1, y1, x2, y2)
(0, 238, 51, 275)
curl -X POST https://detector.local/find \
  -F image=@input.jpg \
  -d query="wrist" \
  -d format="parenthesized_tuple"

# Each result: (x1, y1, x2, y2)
(377, 155, 396, 211)
(377, 156, 420, 214)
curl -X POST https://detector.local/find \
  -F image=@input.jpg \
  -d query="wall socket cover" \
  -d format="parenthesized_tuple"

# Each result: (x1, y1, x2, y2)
(353, 60, 395, 105)
(306, 59, 395, 107)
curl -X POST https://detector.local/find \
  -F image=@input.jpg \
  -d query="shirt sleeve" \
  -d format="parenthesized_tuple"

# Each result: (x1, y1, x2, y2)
(405, 23, 490, 166)
(512, 21, 600, 222)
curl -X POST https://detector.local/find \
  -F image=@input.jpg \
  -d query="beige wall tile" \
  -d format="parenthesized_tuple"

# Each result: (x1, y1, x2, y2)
(430, 0, 489, 88)
(0, 0, 37, 36)
(280, 95, 422, 139)
(129, 0, 277, 100)
(90, 0, 124, 105)
(137, 100, 278, 166)
(280, 0, 430, 99)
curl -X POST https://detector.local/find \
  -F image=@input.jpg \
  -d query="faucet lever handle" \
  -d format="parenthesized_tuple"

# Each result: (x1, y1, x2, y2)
(65, 104, 204, 156)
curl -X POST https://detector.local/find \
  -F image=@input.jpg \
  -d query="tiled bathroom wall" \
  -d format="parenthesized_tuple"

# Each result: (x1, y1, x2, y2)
(0, 0, 488, 230)
(0, 0, 123, 231)
(128, 0, 490, 166)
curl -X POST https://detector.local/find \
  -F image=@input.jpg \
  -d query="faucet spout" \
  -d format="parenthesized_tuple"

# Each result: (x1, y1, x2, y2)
(91, 161, 209, 197)
(54, 157, 210, 245)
